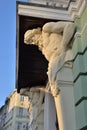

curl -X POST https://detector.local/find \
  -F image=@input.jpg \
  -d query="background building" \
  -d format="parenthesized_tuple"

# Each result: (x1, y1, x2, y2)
(0, 89, 29, 130)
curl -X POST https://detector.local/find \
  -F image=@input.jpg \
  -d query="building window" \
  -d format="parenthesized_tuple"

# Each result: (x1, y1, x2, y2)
(17, 123, 22, 130)
(19, 107, 23, 116)
(20, 95, 24, 101)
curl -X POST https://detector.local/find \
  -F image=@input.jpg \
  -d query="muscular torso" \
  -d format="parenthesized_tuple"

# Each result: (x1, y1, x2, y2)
(41, 32, 62, 61)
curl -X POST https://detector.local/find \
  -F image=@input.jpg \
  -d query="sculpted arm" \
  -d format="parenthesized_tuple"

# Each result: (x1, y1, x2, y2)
(62, 22, 75, 47)
(43, 21, 75, 47)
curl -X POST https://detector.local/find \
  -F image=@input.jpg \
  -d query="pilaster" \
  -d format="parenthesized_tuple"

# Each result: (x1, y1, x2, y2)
(53, 63, 76, 130)
(44, 93, 57, 130)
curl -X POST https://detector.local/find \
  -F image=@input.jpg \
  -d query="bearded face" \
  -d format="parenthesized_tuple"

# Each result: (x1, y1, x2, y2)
(24, 27, 41, 45)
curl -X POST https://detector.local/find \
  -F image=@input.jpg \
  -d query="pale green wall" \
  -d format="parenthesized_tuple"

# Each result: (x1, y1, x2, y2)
(72, 7, 87, 130)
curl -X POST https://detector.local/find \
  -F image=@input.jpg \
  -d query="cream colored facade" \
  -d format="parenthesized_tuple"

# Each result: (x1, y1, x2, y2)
(0, 89, 29, 130)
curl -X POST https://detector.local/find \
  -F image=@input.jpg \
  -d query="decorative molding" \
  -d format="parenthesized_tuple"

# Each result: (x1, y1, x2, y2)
(73, 46, 87, 63)
(29, 0, 71, 8)
(75, 96, 87, 106)
(18, 4, 72, 21)
(17, 0, 87, 21)
(74, 72, 87, 83)
(72, 23, 87, 61)
(69, 0, 86, 19)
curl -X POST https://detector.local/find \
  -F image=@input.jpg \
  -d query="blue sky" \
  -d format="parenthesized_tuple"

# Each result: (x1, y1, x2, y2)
(0, 0, 27, 107)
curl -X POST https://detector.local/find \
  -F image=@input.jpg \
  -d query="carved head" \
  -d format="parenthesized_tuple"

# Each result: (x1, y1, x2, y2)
(24, 27, 41, 45)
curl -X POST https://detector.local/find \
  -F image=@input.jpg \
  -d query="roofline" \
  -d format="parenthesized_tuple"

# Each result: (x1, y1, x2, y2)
(16, 1, 73, 21)
(16, 0, 87, 21)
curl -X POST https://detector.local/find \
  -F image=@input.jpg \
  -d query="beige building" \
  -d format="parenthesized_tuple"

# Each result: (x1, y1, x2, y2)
(0, 89, 29, 130)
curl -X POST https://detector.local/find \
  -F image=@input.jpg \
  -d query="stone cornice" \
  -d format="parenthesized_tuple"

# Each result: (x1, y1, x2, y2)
(17, 3, 72, 21)
(29, 0, 71, 8)
(69, 0, 87, 19)
(17, 0, 87, 21)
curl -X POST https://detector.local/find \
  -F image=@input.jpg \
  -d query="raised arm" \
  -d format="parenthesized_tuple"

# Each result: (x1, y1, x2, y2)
(62, 22, 75, 47)
(42, 21, 67, 33)
(42, 21, 75, 47)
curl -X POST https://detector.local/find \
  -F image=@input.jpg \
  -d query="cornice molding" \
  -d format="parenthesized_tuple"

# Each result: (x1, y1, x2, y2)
(69, 0, 87, 19)
(17, 0, 87, 21)
(29, 0, 71, 8)
(18, 4, 72, 21)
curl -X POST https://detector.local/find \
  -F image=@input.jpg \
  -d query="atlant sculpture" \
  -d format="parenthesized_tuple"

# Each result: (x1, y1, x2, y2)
(24, 21, 75, 130)
(24, 21, 75, 96)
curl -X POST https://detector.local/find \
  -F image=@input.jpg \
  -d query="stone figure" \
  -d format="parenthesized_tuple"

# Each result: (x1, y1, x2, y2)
(20, 87, 44, 130)
(24, 21, 75, 96)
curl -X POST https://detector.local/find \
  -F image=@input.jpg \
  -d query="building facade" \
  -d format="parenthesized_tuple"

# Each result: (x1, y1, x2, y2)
(0, 89, 29, 130)
(72, 5, 87, 129)
(16, 0, 87, 130)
